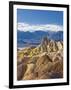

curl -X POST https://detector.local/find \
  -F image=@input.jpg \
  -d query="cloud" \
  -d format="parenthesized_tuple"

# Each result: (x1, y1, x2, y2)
(17, 22, 63, 32)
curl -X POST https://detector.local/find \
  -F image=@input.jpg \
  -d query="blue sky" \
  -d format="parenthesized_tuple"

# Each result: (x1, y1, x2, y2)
(17, 9, 63, 32)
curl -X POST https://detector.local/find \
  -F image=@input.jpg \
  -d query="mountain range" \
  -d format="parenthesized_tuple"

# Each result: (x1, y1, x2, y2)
(17, 30, 63, 48)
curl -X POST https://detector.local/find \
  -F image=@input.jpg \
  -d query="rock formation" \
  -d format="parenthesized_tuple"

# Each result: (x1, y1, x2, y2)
(17, 37, 63, 80)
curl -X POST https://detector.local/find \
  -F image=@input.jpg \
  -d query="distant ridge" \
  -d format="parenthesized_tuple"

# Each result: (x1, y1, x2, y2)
(17, 30, 63, 41)
(17, 30, 63, 48)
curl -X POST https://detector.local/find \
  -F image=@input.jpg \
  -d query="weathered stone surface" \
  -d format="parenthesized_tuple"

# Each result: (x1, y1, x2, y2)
(17, 37, 63, 80)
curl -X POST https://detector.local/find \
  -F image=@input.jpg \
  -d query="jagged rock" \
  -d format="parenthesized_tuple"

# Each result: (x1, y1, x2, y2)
(40, 36, 49, 52)
(56, 41, 63, 50)
(17, 36, 63, 80)
(34, 54, 52, 77)
(48, 40, 58, 52)
(52, 49, 63, 62)
(36, 54, 52, 67)
(36, 62, 53, 78)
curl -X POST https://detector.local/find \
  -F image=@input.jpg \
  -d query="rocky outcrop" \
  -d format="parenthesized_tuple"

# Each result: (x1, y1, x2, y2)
(40, 36, 49, 52)
(17, 37, 63, 80)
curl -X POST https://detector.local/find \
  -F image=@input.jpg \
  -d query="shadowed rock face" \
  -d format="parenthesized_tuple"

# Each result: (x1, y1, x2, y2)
(17, 37, 63, 80)
(49, 72, 62, 79)
(17, 63, 27, 80)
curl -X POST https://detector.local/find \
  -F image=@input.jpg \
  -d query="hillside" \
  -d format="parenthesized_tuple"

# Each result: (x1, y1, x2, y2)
(17, 37, 63, 80)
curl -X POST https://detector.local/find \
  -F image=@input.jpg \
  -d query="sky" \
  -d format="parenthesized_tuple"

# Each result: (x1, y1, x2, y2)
(17, 9, 63, 32)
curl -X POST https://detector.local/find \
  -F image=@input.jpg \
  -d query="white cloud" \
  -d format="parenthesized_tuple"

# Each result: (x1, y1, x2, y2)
(17, 22, 63, 32)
